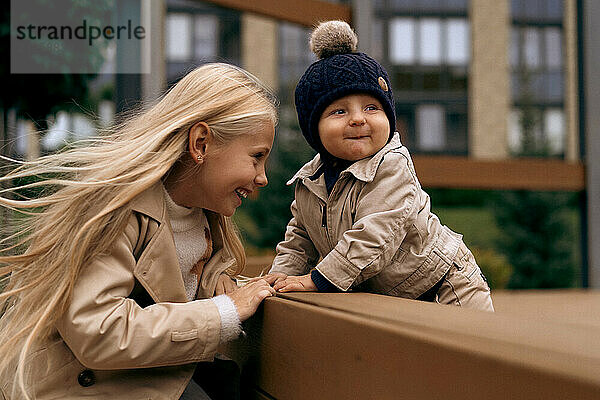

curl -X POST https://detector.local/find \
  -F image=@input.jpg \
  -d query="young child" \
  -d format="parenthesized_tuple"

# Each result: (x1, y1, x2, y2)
(0, 63, 277, 400)
(269, 21, 493, 311)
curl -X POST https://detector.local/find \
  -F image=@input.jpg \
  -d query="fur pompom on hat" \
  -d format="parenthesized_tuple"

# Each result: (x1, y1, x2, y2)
(310, 20, 358, 59)
(295, 20, 396, 154)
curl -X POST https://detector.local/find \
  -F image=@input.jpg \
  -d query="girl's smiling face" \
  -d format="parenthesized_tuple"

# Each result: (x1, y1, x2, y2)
(165, 122, 274, 216)
(317, 93, 390, 161)
(198, 123, 274, 216)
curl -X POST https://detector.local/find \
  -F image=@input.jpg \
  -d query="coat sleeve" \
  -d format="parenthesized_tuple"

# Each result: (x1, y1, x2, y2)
(55, 215, 222, 370)
(315, 151, 420, 291)
(270, 199, 319, 276)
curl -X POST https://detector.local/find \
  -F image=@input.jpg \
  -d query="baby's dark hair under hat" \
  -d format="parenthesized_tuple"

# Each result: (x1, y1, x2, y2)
(295, 20, 396, 154)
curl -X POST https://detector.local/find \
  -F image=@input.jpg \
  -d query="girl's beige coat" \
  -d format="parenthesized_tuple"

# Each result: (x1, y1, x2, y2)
(271, 134, 463, 298)
(2, 183, 234, 400)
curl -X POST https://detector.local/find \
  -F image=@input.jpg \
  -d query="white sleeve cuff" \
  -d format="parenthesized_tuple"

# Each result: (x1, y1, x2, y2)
(211, 294, 242, 342)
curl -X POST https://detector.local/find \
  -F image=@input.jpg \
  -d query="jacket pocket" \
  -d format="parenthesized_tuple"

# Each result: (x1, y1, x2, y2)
(454, 247, 489, 290)
(171, 329, 198, 342)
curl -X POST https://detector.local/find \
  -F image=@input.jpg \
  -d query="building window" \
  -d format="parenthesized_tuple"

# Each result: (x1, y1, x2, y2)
(523, 27, 541, 68)
(381, 1, 469, 155)
(389, 18, 415, 64)
(389, 17, 469, 67)
(417, 104, 445, 150)
(166, 13, 192, 62)
(194, 15, 218, 60)
(544, 108, 565, 154)
(446, 18, 469, 66)
(510, 0, 564, 157)
(508, 107, 565, 157)
(420, 18, 442, 65)
(165, 1, 240, 85)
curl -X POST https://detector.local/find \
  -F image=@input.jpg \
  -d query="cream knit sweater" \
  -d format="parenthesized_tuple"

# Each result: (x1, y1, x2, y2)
(163, 187, 241, 342)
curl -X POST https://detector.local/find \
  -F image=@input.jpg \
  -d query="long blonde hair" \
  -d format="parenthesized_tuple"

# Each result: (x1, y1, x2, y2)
(0, 63, 278, 397)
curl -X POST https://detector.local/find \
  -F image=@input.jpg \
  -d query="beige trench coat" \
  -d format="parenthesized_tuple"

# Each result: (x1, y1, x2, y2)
(1, 183, 235, 400)
(271, 133, 463, 299)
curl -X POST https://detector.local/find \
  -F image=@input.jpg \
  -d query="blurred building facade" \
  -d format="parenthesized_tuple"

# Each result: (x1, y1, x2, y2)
(153, 0, 597, 287)
(4, 1, 593, 286)
(140, 0, 594, 286)
(160, 0, 579, 162)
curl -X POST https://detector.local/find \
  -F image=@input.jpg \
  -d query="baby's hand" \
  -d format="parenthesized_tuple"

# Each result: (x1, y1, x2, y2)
(251, 272, 287, 286)
(273, 273, 317, 292)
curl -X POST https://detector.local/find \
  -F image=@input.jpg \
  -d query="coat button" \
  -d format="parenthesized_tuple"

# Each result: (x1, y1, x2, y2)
(77, 369, 96, 387)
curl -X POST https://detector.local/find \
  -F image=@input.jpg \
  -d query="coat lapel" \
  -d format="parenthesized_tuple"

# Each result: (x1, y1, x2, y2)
(134, 220, 189, 303)
(131, 183, 189, 303)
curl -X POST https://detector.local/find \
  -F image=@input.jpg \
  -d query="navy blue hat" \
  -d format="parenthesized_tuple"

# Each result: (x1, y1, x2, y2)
(295, 21, 396, 154)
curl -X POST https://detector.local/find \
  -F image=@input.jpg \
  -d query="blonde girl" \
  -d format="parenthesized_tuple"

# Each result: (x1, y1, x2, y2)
(0, 63, 277, 399)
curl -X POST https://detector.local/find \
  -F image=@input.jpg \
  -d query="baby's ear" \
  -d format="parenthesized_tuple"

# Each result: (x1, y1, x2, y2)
(188, 122, 211, 163)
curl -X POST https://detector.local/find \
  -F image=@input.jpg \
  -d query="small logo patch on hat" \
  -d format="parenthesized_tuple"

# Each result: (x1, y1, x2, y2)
(378, 76, 388, 91)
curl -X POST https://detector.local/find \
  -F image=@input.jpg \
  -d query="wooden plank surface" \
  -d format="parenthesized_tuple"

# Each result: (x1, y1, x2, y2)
(492, 289, 600, 328)
(223, 292, 600, 399)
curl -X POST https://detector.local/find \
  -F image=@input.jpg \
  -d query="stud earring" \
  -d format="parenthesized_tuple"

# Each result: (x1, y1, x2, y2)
(197, 154, 204, 163)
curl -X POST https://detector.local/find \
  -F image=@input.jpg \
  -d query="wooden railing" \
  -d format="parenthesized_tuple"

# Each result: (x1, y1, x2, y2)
(222, 290, 600, 399)
(412, 156, 585, 191)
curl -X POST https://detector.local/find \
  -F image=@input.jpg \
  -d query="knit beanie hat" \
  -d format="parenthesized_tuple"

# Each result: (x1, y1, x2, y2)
(295, 20, 396, 154)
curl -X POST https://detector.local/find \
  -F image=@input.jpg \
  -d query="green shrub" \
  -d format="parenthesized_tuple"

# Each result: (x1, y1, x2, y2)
(471, 247, 513, 290)
(432, 206, 501, 250)
(492, 191, 578, 289)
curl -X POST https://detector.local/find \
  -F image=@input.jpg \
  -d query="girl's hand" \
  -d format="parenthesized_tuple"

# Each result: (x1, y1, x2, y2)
(227, 279, 276, 321)
(215, 273, 238, 295)
(273, 273, 317, 292)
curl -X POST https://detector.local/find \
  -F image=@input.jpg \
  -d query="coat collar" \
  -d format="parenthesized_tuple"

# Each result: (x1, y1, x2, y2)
(130, 181, 167, 223)
(287, 132, 403, 185)
(130, 181, 224, 250)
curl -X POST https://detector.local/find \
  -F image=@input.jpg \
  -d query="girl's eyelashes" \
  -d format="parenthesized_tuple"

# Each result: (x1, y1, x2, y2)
(365, 104, 380, 111)
(252, 152, 267, 161)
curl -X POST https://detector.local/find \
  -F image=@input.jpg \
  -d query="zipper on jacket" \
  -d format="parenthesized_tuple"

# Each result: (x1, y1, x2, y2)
(321, 203, 334, 249)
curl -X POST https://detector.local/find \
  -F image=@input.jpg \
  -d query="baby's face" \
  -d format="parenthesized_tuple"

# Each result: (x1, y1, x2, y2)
(317, 93, 390, 161)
